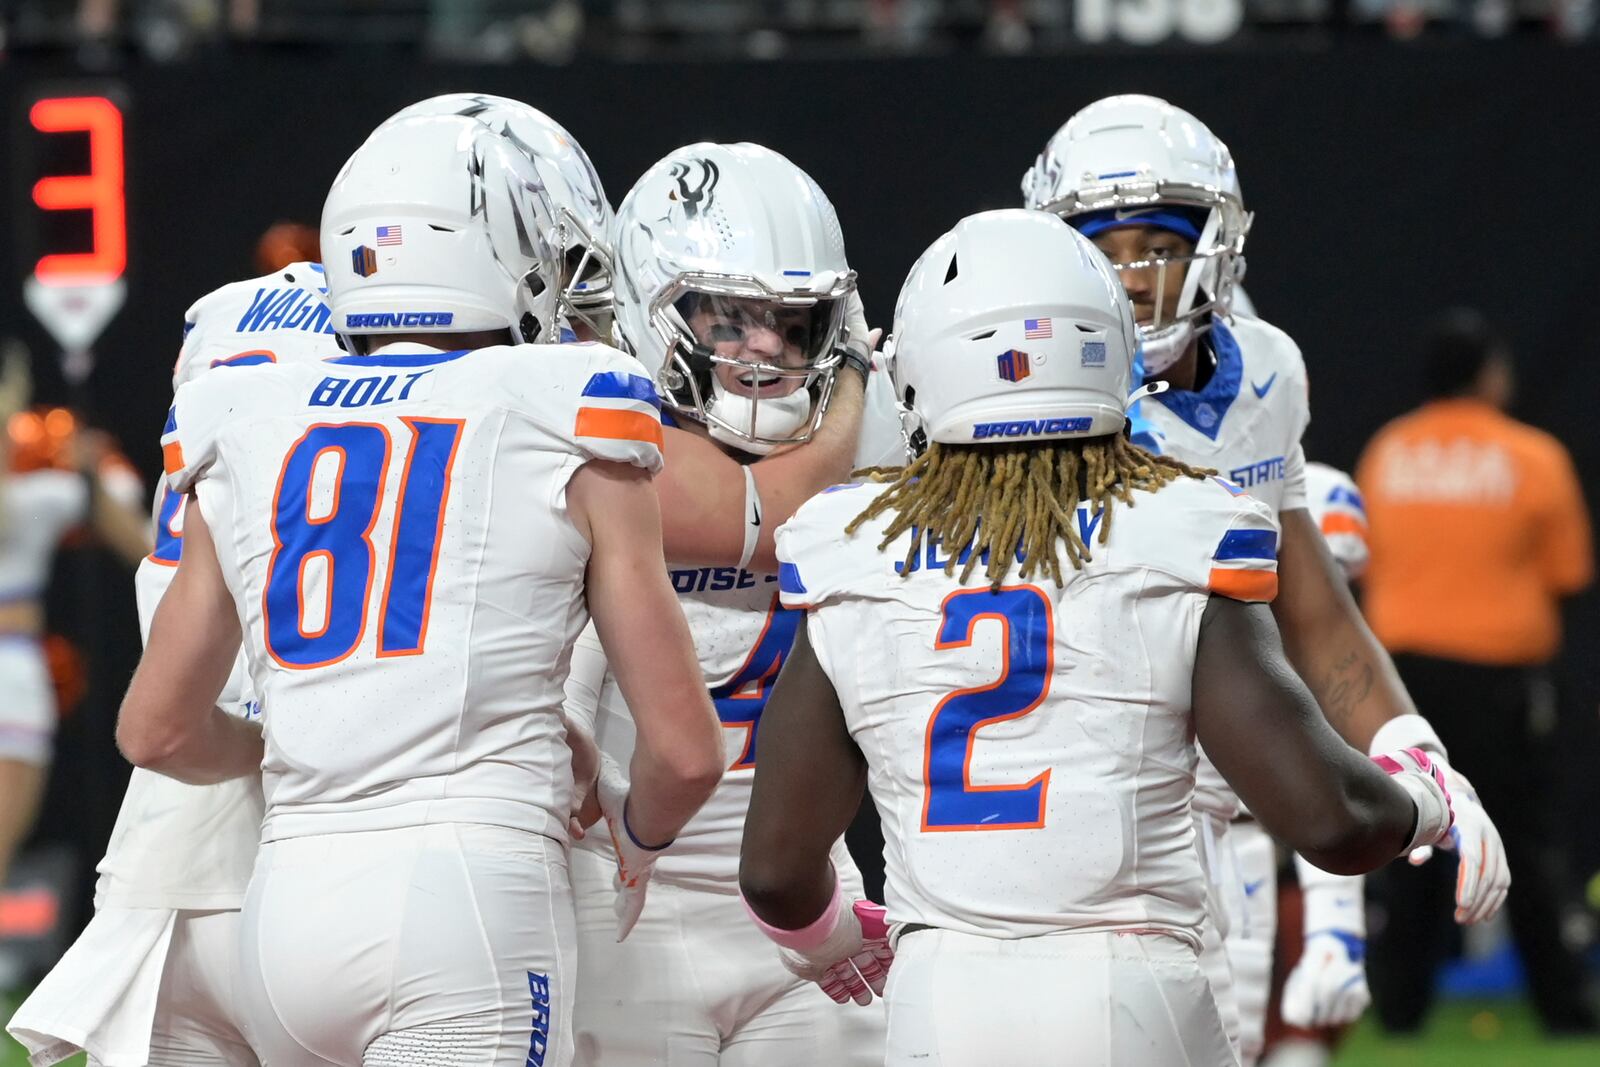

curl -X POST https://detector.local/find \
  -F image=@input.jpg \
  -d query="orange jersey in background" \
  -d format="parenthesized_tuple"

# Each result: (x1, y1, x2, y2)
(1356, 398, 1593, 666)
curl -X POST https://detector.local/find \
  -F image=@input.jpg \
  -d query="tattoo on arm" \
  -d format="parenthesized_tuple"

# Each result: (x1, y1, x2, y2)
(1316, 649, 1375, 734)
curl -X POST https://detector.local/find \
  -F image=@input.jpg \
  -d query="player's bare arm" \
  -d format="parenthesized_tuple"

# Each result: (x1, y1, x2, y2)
(1193, 594, 1439, 875)
(569, 458, 724, 843)
(1272, 506, 1417, 750)
(738, 621, 866, 929)
(657, 365, 866, 573)
(116, 497, 262, 784)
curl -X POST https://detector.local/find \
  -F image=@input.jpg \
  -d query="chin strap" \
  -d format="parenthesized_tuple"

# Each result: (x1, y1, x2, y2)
(739, 464, 762, 571)
(1125, 379, 1170, 409)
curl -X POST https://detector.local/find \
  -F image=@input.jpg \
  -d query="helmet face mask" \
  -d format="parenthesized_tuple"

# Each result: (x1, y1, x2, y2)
(650, 275, 849, 452)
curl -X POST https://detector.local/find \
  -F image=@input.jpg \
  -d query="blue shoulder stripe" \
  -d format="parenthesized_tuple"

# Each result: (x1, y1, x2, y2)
(582, 371, 662, 410)
(163, 406, 177, 434)
(1327, 485, 1366, 513)
(778, 562, 808, 595)
(1213, 528, 1277, 562)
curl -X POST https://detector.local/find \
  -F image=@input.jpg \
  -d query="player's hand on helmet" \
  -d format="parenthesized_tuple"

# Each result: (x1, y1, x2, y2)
(838, 290, 879, 386)
(1407, 763, 1509, 925)
(596, 756, 669, 942)
(1282, 862, 1370, 1028)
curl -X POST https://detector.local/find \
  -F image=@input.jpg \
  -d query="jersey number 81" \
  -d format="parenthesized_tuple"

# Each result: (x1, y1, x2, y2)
(264, 418, 463, 669)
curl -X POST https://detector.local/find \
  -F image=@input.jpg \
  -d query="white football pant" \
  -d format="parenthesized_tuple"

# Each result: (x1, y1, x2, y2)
(1227, 820, 1279, 1067)
(570, 848, 885, 1066)
(239, 823, 574, 1067)
(883, 928, 1238, 1067)
(1195, 810, 1242, 1057)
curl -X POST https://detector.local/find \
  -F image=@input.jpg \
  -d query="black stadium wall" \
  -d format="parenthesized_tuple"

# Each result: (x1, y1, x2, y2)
(3, 42, 1597, 910)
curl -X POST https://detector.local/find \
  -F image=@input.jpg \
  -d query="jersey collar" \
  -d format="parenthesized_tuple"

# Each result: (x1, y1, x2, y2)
(327, 342, 472, 368)
(1151, 318, 1242, 442)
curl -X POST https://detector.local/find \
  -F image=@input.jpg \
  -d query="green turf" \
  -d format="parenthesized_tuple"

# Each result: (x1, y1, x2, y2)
(3, 991, 1597, 1066)
(1334, 998, 1600, 1066)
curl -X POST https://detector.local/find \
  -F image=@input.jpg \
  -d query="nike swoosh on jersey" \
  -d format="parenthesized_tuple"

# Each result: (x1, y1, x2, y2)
(1243, 878, 1265, 897)
(1251, 373, 1278, 399)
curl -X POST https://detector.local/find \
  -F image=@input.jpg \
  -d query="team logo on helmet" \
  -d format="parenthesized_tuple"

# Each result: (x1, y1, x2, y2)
(351, 245, 378, 278)
(996, 349, 1032, 383)
(668, 158, 720, 219)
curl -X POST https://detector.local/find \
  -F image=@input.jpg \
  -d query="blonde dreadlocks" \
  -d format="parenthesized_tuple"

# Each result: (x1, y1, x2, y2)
(849, 435, 1211, 590)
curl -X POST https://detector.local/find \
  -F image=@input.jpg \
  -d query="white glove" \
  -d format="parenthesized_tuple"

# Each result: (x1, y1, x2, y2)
(744, 873, 894, 1006)
(596, 756, 670, 942)
(1371, 747, 1454, 854)
(1407, 763, 1510, 925)
(1281, 857, 1369, 1028)
(838, 290, 881, 385)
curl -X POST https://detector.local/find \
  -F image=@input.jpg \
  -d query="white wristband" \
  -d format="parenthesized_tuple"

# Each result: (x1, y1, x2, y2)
(739, 464, 761, 571)
(1294, 854, 1366, 938)
(1367, 713, 1448, 763)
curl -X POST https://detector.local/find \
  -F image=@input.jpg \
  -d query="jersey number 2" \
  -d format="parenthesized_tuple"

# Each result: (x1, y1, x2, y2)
(264, 418, 462, 669)
(922, 585, 1053, 832)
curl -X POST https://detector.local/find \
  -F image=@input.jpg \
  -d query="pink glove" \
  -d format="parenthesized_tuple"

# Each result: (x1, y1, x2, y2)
(744, 876, 894, 1006)
(1372, 747, 1454, 854)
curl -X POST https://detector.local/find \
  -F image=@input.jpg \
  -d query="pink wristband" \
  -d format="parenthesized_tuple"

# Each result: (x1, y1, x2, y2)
(742, 875, 845, 953)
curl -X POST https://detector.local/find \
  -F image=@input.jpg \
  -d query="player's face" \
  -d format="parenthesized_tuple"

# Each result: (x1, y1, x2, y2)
(687, 297, 815, 400)
(1089, 225, 1195, 330)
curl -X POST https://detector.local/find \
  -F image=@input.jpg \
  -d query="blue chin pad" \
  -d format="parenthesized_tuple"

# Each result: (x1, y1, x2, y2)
(1073, 207, 1204, 243)
(1125, 343, 1166, 454)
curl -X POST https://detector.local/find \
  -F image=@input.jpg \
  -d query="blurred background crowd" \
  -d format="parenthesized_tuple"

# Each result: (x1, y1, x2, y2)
(0, 0, 1597, 64)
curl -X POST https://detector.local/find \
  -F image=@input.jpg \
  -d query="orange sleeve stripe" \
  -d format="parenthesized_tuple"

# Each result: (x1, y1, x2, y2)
(574, 407, 663, 451)
(162, 440, 185, 476)
(1208, 567, 1279, 602)
(1320, 513, 1367, 536)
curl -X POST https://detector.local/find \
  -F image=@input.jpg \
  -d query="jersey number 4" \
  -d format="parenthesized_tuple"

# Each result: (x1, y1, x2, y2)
(264, 418, 463, 669)
(710, 594, 803, 771)
(921, 585, 1053, 832)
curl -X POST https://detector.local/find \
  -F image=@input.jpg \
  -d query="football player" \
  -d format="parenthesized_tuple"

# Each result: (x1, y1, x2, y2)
(1021, 94, 1508, 1064)
(739, 208, 1456, 1067)
(114, 115, 723, 1067)
(563, 142, 892, 1067)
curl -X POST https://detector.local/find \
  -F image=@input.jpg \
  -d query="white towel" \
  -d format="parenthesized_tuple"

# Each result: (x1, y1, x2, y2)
(6, 908, 176, 1066)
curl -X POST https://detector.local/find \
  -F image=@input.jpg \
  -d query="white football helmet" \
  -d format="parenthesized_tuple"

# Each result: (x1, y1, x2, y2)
(611, 142, 854, 455)
(385, 94, 615, 338)
(892, 209, 1137, 447)
(322, 115, 562, 350)
(1020, 94, 1251, 374)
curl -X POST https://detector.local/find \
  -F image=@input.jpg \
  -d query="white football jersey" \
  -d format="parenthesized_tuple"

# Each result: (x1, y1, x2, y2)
(1141, 315, 1310, 818)
(569, 392, 904, 891)
(775, 473, 1280, 941)
(161, 341, 663, 844)
(1304, 461, 1369, 581)
(1141, 316, 1310, 517)
(97, 267, 342, 909)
